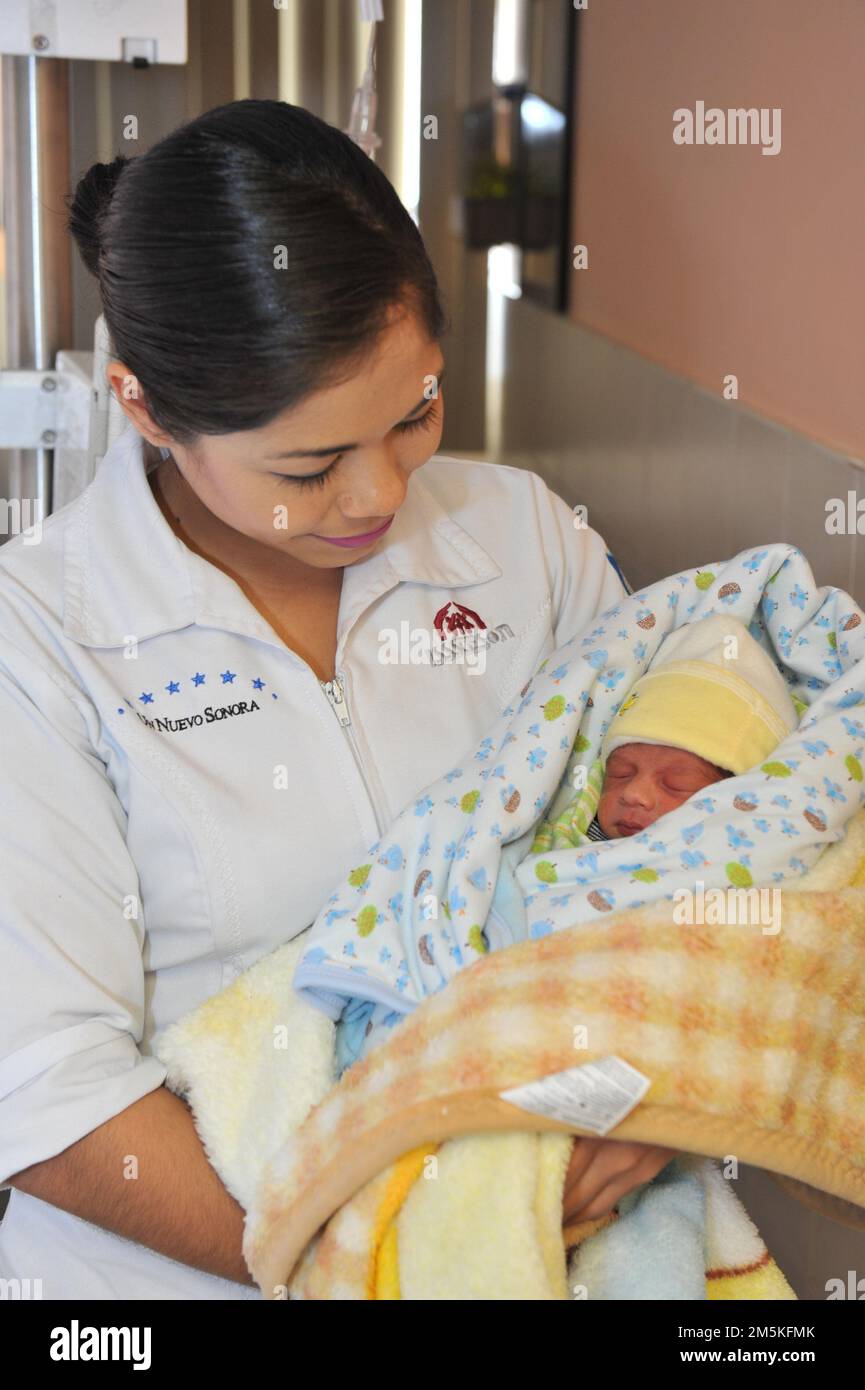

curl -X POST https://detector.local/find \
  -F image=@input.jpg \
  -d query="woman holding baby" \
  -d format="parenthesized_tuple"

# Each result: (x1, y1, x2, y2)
(0, 99, 677, 1299)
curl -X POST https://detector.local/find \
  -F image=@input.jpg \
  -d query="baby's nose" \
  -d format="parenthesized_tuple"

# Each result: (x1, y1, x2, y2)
(622, 777, 656, 807)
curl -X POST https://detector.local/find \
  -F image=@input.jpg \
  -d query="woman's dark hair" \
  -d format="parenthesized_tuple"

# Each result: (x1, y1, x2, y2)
(65, 99, 449, 445)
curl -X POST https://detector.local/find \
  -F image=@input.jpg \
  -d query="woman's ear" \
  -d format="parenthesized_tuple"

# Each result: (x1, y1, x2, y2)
(105, 359, 172, 449)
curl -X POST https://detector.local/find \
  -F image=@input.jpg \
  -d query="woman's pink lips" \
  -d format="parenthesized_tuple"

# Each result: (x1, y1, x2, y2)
(311, 516, 394, 547)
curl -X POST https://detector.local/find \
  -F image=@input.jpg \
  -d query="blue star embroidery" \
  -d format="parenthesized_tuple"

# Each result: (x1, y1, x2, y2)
(192, 673, 205, 686)
(166, 680, 180, 694)
(220, 670, 237, 684)
(139, 692, 154, 704)
(252, 677, 265, 690)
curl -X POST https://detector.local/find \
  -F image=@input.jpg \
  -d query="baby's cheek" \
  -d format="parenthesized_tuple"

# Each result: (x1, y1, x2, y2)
(596, 789, 616, 836)
(658, 791, 688, 820)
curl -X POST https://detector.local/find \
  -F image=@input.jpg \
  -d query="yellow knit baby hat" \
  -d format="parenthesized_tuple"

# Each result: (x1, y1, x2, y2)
(600, 614, 800, 776)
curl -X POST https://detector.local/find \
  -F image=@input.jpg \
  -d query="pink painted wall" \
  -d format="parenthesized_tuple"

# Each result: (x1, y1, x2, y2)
(569, 0, 865, 461)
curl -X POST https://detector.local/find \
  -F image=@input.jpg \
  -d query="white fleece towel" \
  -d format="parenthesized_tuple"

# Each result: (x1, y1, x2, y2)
(155, 933, 335, 1214)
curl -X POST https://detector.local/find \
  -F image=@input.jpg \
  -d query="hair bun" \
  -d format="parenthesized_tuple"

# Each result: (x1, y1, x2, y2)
(66, 155, 132, 277)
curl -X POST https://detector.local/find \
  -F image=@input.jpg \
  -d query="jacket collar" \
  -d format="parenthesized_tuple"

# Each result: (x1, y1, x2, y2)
(62, 422, 503, 657)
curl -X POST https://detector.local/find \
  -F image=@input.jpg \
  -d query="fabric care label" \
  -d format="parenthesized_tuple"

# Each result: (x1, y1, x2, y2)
(499, 1056, 651, 1136)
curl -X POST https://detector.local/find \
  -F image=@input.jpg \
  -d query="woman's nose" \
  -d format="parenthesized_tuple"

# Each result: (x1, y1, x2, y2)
(338, 449, 407, 518)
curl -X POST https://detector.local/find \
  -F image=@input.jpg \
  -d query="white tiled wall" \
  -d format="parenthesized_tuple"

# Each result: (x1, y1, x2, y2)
(491, 296, 863, 604)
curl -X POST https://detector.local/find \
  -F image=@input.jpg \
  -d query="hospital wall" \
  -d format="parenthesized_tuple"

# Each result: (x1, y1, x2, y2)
(488, 0, 865, 603)
(496, 297, 863, 606)
(569, 0, 865, 463)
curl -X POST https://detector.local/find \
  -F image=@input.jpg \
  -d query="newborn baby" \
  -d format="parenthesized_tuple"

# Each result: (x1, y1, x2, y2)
(592, 742, 732, 840)
(537, 611, 800, 850)
(336, 614, 800, 1073)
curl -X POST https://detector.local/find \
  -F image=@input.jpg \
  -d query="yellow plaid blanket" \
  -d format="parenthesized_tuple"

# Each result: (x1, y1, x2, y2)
(157, 810, 865, 1300)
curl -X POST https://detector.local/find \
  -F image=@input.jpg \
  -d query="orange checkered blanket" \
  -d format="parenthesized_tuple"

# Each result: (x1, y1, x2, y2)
(157, 812, 865, 1299)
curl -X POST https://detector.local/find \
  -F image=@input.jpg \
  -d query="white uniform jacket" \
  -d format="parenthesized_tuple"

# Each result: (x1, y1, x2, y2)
(0, 420, 627, 1298)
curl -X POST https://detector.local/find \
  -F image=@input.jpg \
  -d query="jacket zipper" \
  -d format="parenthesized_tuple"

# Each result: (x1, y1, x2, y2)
(320, 670, 389, 838)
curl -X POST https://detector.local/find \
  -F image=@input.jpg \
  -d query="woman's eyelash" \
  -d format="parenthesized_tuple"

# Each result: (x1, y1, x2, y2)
(398, 403, 440, 435)
(273, 401, 440, 489)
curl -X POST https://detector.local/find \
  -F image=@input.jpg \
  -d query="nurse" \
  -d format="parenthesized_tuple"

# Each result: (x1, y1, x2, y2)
(0, 98, 673, 1299)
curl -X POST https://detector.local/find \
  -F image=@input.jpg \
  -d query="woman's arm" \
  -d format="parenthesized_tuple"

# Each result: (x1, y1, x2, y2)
(7, 1086, 254, 1287)
(0, 642, 253, 1285)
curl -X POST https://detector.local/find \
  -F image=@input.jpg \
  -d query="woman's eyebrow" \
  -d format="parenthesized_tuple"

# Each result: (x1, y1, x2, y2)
(266, 367, 446, 461)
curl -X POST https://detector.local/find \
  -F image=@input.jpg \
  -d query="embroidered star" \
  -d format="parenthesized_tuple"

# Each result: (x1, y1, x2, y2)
(139, 692, 154, 704)
(192, 673, 206, 686)
(220, 670, 237, 684)
(166, 680, 181, 694)
(252, 677, 265, 690)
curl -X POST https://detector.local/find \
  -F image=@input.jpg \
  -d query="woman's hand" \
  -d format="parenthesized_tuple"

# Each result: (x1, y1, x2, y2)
(562, 1136, 678, 1225)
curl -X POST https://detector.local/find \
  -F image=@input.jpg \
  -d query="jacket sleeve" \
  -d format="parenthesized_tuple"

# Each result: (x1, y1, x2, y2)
(529, 473, 631, 647)
(0, 635, 166, 1186)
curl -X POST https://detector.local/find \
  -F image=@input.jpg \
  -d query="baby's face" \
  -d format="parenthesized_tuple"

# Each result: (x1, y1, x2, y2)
(597, 742, 729, 838)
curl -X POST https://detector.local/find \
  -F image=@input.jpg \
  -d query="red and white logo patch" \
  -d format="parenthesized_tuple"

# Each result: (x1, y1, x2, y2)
(433, 600, 488, 638)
